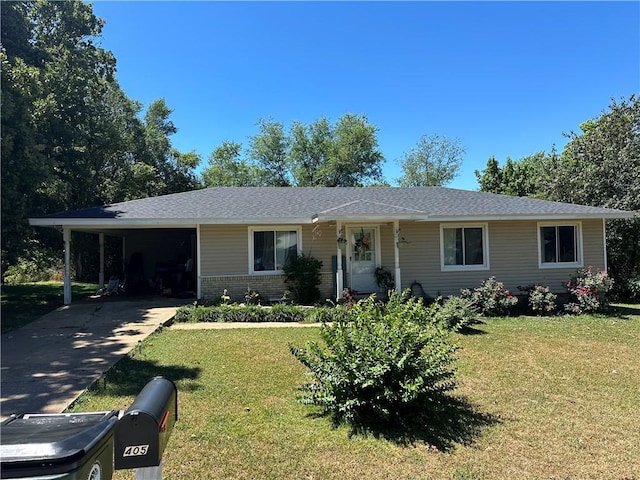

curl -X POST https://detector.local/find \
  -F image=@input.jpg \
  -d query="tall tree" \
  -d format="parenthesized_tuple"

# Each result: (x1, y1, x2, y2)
(476, 151, 555, 198)
(203, 114, 385, 187)
(247, 119, 291, 186)
(1, 1, 200, 276)
(397, 134, 466, 187)
(548, 96, 640, 297)
(202, 141, 265, 187)
(474, 96, 640, 298)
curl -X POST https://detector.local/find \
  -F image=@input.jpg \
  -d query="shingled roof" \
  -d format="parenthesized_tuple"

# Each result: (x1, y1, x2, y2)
(29, 187, 634, 227)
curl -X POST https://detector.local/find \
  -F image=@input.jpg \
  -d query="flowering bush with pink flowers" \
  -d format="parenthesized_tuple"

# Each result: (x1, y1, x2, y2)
(461, 277, 518, 317)
(564, 266, 614, 314)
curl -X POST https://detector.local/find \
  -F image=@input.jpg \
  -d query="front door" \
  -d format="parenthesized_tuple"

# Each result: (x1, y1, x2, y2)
(348, 226, 378, 292)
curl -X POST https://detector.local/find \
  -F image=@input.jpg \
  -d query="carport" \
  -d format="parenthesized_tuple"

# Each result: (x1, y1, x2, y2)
(28, 222, 197, 305)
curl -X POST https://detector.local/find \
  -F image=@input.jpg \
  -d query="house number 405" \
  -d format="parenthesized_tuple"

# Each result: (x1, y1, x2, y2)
(123, 445, 149, 457)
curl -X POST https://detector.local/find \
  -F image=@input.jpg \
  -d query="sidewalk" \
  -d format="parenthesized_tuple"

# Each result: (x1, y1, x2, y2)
(1, 298, 180, 421)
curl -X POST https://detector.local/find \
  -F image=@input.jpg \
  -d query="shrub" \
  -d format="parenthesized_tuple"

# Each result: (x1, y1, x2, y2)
(460, 277, 518, 317)
(3, 252, 64, 284)
(373, 266, 394, 292)
(173, 304, 308, 323)
(304, 306, 349, 324)
(289, 290, 458, 427)
(283, 253, 323, 304)
(519, 284, 557, 316)
(244, 288, 263, 305)
(433, 295, 479, 331)
(564, 266, 614, 314)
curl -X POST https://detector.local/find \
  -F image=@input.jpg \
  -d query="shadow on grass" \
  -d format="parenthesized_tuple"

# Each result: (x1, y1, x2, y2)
(457, 325, 488, 335)
(312, 394, 499, 452)
(92, 354, 203, 398)
(611, 304, 640, 319)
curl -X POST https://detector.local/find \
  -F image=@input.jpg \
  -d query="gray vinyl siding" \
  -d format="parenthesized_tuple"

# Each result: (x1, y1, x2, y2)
(199, 225, 248, 276)
(199, 219, 606, 298)
(397, 219, 605, 297)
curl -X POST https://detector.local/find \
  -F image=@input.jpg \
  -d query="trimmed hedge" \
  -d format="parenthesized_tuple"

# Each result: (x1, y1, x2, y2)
(174, 303, 347, 323)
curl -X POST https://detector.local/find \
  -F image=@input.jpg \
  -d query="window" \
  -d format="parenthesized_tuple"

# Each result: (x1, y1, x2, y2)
(538, 223, 582, 268)
(441, 224, 489, 270)
(250, 228, 299, 273)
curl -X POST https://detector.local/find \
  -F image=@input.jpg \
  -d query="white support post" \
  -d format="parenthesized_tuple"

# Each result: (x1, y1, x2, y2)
(336, 221, 344, 299)
(99, 233, 105, 288)
(196, 224, 202, 300)
(393, 220, 402, 294)
(63, 228, 72, 305)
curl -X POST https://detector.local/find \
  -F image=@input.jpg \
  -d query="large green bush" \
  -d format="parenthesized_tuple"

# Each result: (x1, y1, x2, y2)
(290, 291, 458, 427)
(283, 252, 323, 304)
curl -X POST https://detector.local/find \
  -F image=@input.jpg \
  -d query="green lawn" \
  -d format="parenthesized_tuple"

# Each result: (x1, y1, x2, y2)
(1, 281, 98, 333)
(69, 306, 640, 480)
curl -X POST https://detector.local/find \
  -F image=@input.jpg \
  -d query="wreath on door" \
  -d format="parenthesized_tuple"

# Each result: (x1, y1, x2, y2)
(354, 228, 370, 253)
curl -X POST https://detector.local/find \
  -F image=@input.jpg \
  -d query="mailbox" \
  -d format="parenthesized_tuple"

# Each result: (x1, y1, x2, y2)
(114, 376, 177, 470)
(0, 411, 118, 480)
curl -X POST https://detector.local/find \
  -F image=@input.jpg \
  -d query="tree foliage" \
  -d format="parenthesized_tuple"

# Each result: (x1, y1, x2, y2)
(201, 114, 385, 188)
(397, 134, 466, 187)
(475, 96, 640, 298)
(1, 1, 200, 276)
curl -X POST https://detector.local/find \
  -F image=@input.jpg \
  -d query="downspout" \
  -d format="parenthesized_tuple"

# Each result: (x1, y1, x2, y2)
(336, 221, 344, 299)
(63, 228, 72, 305)
(602, 218, 608, 272)
(393, 220, 401, 294)
(99, 233, 105, 289)
(196, 224, 202, 300)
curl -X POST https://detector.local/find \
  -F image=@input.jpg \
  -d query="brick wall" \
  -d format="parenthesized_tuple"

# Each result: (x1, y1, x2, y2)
(200, 272, 335, 303)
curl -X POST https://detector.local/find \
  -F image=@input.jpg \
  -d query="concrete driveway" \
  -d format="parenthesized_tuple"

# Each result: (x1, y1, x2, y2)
(1, 298, 181, 421)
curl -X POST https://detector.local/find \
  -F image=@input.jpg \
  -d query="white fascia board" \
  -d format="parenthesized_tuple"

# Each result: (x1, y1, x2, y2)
(29, 216, 315, 228)
(425, 212, 635, 222)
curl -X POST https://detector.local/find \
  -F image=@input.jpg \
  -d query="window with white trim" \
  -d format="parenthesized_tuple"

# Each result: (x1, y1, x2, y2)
(538, 223, 582, 267)
(250, 228, 299, 273)
(440, 224, 489, 270)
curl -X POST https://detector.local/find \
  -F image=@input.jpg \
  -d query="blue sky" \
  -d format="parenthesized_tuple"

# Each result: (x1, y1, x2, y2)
(91, 1, 639, 190)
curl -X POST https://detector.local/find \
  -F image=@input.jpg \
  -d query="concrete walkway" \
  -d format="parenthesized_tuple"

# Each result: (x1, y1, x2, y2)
(1, 298, 181, 421)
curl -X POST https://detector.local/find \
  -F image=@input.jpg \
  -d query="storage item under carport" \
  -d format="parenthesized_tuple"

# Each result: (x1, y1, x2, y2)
(0, 411, 118, 479)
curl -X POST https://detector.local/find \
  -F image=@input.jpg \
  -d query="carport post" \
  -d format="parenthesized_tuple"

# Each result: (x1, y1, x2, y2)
(63, 227, 72, 305)
(393, 220, 402, 294)
(99, 233, 105, 288)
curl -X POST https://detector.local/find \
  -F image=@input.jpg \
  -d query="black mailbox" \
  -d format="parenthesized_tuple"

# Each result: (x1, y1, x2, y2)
(0, 411, 118, 480)
(114, 376, 177, 470)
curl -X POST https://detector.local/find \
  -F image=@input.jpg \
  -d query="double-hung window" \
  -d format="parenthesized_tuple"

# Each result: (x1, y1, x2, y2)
(250, 228, 300, 274)
(538, 223, 582, 268)
(440, 224, 489, 271)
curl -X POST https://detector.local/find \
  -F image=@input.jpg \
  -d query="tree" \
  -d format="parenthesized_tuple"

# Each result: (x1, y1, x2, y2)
(474, 96, 640, 299)
(548, 96, 640, 298)
(397, 134, 466, 187)
(476, 151, 555, 198)
(202, 114, 385, 187)
(1, 1, 200, 278)
(247, 119, 291, 186)
(201, 141, 265, 187)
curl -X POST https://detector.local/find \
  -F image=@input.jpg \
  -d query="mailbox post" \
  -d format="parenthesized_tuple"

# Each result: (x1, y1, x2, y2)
(114, 376, 178, 480)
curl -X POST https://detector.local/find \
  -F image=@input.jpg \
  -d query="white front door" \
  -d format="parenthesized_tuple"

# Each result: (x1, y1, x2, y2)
(348, 226, 379, 293)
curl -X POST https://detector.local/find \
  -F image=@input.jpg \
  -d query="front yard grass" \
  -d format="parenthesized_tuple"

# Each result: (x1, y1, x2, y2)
(69, 306, 640, 480)
(1, 281, 98, 333)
